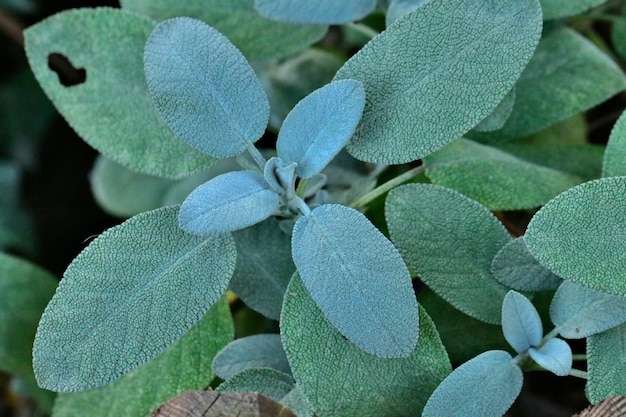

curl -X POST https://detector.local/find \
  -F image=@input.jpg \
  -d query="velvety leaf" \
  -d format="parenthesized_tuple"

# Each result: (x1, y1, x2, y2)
(33, 206, 237, 392)
(333, 0, 542, 164)
(24, 8, 214, 179)
(385, 0, 431, 26)
(528, 338, 572, 376)
(255, 0, 376, 24)
(120, 0, 326, 60)
(550, 281, 626, 339)
(502, 291, 543, 353)
(282, 274, 451, 417)
(423, 138, 582, 210)
(539, 0, 608, 20)
(603, 110, 626, 177)
(179, 171, 280, 235)
(575, 396, 626, 417)
(276, 80, 365, 178)
(422, 350, 523, 417)
(473, 88, 516, 132)
(292, 204, 419, 358)
(386, 184, 512, 324)
(212, 334, 291, 380)
(491, 237, 562, 292)
(525, 177, 626, 296)
(0, 253, 57, 375)
(52, 299, 233, 417)
(587, 323, 626, 403)
(144, 17, 269, 158)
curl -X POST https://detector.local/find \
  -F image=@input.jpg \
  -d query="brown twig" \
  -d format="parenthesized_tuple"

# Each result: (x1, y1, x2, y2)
(0, 7, 24, 47)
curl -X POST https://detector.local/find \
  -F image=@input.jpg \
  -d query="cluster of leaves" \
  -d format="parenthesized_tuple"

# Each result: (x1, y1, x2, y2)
(5, 0, 626, 416)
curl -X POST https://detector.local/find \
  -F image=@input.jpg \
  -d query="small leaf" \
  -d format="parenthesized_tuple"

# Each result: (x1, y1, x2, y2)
(255, 0, 376, 24)
(212, 334, 291, 380)
(603, 110, 626, 178)
(144, 17, 270, 158)
(587, 323, 626, 403)
(276, 80, 365, 179)
(539, 0, 609, 20)
(179, 171, 280, 235)
(292, 204, 419, 358)
(33, 206, 237, 392)
(550, 280, 626, 339)
(334, 0, 542, 163)
(502, 291, 543, 353)
(525, 177, 626, 296)
(529, 338, 572, 377)
(385, 0, 430, 27)
(422, 350, 523, 417)
(264, 157, 297, 196)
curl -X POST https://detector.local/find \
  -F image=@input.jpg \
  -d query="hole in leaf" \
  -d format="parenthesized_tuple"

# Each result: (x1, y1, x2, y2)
(47, 53, 87, 87)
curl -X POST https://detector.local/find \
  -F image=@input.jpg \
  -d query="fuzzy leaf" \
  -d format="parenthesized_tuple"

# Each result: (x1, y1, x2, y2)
(179, 171, 280, 235)
(603, 110, 626, 177)
(24, 8, 214, 179)
(422, 350, 523, 417)
(491, 237, 562, 292)
(281, 274, 451, 417)
(587, 323, 626, 402)
(276, 80, 365, 179)
(550, 281, 626, 339)
(525, 177, 626, 296)
(52, 299, 233, 417)
(333, 0, 542, 164)
(529, 338, 572, 376)
(33, 206, 237, 392)
(502, 291, 543, 353)
(539, 0, 608, 20)
(144, 17, 270, 158)
(291, 204, 419, 358)
(212, 334, 291, 380)
(386, 184, 512, 324)
(255, 0, 376, 24)
(473, 88, 516, 132)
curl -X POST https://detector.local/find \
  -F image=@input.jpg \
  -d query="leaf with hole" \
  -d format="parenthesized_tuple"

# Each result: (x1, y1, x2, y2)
(502, 291, 543, 353)
(254, 0, 376, 24)
(529, 338, 572, 377)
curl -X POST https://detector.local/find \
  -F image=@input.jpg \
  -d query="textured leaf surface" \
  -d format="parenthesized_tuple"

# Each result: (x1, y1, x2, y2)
(120, 0, 326, 60)
(473, 88, 516, 132)
(525, 177, 626, 296)
(292, 204, 419, 358)
(502, 291, 543, 353)
(587, 323, 626, 403)
(491, 237, 562, 292)
(423, 138, 582, 210)
(385, 0, 431, 26)
(0, 254, 57, 375)
(212, 334, 291, 380)
(277, 80, 365, 178)
(282, 274, 451, 417)
(179, 171, 280, 235)
(33, 206, 237, 392)
(603, 111, 626, 178)
(53, 299, 233, 417)
(145, 17, 269, 158)
(386, 184, 512, 324)
(422, 350, 523, 417)
(333, 0, 542, 164)
(24, 8, 214, 179)
(550, 281, 626, 339)
(255, 0, 376, 24)
(528, 338, 572, 376)
(539, 0, 608, 20)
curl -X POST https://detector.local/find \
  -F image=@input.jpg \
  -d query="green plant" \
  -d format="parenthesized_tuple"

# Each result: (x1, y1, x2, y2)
(11, 0, 626, 416)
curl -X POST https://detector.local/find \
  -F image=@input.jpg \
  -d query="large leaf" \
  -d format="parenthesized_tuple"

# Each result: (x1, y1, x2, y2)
(292, 204, 419, 358)
(24, 8, 214, 179)
(587, 323, 626, 403)
(52, 298, 233, 417)
(603, 110, 626, 178)
(120, 0, 326, 60)
(501, 291, 543, 354)
(422, 350, 523, 417)
(525, 177, 626, 296)
(333, 0, 542, 164)
(281, 274, 451, 417)
(386, 184, 512, 324)
(539, 0, 608, 20)
(145, 17, 270, 158)
(254, 0, 376, 24)
(33, 206, 237, 392)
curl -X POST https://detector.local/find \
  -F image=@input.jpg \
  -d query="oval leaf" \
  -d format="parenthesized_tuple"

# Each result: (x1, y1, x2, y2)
(422, 350, 523, 417)
(276, 79, 365, 179)
(587, 324, 626, 403)
(334, 0, 542, 163)
(179, 171, 280, 235)
(502, 291, 543, 354)
(255, 0, 376, 24)
(144, 17, 270, 158)
(603, 110, 626, 177)
(33, 206, 237, 392)
(525, 177, 626, 296)
(528, 338, 572, 377)
(292, 204, 419, 358)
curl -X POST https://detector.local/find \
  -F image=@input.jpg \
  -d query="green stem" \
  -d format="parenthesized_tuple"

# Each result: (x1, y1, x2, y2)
(246, 141, 267, 170)
(344, 22, 379, 41)
(569, 368, 588, 379)
(572, 354, 587, 362)
(351, 165, 426, 210)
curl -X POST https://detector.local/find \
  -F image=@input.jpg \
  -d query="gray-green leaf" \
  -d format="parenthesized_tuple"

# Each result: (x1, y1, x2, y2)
(603, 110, 626, 178)
(539, 0, 609, 20)
(587, 323, 626, 403)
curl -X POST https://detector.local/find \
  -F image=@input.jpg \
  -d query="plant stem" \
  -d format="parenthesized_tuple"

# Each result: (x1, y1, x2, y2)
(344, 22, 379, 41)
(572, 354, 587, 362)
(246, 141, 267, 170)
(351, 164, 426, 210)
(0, 7, 24, 46)
(568, 368, 588, 379)
(294, 196, 311, 216)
